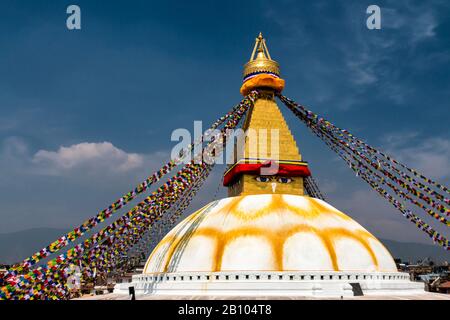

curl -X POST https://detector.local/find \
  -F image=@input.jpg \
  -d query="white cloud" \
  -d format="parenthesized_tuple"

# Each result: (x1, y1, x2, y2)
(32, 142, 144, 174)
(1, 136, 29, 158)
(0, 137, 31, 179)
(382, 131, 420, 148)
(382, 133, 450, 180)
(343, 2, 440, 103)
(410, 10, 437, 43)
(345, 2, 438, 87)
(0, 137, 171, 233)
(262, 0, 443, 109)
(378, 3, 437, 44)
(0, 138, 163, 178)
(346, 55, 378, 85)
(335, 188, 430, 244)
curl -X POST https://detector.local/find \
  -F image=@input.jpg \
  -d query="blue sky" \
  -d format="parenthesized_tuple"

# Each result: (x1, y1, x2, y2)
(0, 0, 449, 246)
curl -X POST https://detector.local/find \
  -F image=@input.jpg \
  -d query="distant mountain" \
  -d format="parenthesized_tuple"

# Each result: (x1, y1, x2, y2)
(380, 238, 449, 264)
(0, 228, 448, 265)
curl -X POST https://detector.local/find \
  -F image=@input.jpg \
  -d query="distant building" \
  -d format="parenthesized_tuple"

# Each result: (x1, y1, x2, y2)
(438, 281, 450, 294)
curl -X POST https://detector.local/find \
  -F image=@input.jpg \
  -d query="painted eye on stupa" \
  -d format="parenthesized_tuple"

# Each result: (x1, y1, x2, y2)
(256, 176, 271, 183)
(278, 177, 292, 184)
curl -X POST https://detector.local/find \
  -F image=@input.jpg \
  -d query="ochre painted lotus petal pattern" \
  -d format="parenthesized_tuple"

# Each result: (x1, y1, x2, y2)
(144, 194, 397, 274)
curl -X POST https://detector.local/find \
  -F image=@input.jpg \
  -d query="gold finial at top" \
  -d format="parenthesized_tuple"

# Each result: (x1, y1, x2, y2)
(250, 32, 272, 61)
(243, 33, 280, 79)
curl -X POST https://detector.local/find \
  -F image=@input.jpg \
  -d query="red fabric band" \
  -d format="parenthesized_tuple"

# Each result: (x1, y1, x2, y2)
(223, 162, 311, 186)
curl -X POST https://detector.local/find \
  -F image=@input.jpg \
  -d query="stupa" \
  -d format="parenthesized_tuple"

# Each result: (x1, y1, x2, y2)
(114, 33, 424, 297)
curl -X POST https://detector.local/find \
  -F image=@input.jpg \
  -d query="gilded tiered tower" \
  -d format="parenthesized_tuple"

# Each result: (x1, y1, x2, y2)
(224, 33, 310, 197)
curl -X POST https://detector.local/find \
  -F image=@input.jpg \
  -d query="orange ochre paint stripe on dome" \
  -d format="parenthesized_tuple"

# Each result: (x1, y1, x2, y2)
(158, 196, 247, 272)
(161, 199, 239, 272)
(308, 198, 354, 221)
(143, 202, 214, 273)
(223, 194, 284, 221)
(146, 195, 381, 273)
(223, 194, 351, 221)
(157, 225, 379, 273)
(306, 199, 379, 270)
(156, 229, 379, 272)
(160, 203, 217, 272)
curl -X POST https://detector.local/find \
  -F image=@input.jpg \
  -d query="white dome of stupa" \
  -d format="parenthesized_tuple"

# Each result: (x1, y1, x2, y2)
(114, 194, 423, 297)
(144, 194, 397, 274)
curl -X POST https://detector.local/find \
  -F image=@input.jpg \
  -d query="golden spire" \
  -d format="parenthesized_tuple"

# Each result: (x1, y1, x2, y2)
(243, 32, 280, 80)
(226, 33, 310, 197)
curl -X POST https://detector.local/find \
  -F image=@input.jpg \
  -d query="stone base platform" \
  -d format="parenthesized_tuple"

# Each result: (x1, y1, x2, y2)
(112, 271, 426, 298)
(76, 293, 450, 300)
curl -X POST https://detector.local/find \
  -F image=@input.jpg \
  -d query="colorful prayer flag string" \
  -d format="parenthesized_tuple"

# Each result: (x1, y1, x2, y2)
(1, 91, 258, 300)
(278, 93, 449, 250)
